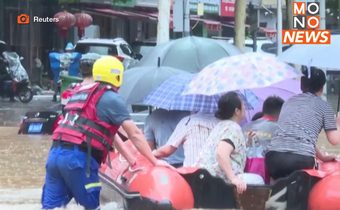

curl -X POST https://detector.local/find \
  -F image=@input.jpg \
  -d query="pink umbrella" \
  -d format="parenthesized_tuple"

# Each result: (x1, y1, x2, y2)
(246, 78, 301, 121)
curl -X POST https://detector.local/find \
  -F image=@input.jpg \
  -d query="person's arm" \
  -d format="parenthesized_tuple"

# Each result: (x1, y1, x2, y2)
(96, 92, 167, 167)
(113, 134, 136, 165)
(152, 117, 188, 158)
(122, 120, 158, 165)
(316, 147, 336, 162)
(153, 145, 177, 158)
(216, 140, 247, 194)
(324, 107, 340, 145)
(325, 130, 340, 145)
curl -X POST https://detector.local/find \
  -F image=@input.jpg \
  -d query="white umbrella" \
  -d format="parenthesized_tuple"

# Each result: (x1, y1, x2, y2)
(279, 35, 340, 69)
(135, 36, 241, 73)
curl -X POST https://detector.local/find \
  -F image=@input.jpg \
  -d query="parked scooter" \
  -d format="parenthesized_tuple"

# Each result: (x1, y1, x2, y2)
(0, 51, 33, 103)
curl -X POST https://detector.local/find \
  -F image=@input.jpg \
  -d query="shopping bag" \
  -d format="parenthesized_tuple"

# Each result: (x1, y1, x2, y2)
(245, 157, 270, 184)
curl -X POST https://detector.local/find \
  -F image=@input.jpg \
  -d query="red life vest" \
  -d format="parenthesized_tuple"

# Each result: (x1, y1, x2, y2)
(52, 82, 120, 162)
(60, 82, 80, 106)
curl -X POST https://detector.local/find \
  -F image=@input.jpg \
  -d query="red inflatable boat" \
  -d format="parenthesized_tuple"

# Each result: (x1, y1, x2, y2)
(99, 140, 340, 210)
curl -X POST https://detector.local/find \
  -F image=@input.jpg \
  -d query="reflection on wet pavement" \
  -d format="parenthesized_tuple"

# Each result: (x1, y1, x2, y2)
(0, 127, 51, 188)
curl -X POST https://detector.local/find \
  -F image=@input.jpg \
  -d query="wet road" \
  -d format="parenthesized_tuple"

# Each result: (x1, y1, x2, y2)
(0, 127, 121, 209)
(0, 95, 60, 126)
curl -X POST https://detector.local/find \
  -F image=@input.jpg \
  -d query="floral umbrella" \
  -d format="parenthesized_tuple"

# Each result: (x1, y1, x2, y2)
(183, 52, 301, 96)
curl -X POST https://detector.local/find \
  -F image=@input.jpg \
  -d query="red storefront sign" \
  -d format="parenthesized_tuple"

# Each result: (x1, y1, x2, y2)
(221, 0, 235, 17)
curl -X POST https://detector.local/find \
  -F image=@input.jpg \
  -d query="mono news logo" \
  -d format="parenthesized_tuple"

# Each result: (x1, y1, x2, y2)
(282, 1, 331, 44)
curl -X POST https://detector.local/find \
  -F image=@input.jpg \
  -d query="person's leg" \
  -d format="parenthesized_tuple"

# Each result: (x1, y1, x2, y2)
(265, 151, 315, 180)
(2, 80, 15, 102)
(8, 85, 15, 102)
(240, 173, 265, 185)
(52, 84, 57, 102)
(58, 147, 101, 210)
(52, 80, 58, 102)
(41, 147, 72, 209)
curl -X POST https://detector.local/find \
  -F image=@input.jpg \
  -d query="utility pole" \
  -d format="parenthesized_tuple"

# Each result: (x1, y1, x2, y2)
(320, 0, 326, 29)
(156, 0, 171, 45)
(248, 3, 258, 52)
(277, 0, 283, 55)
(235, 0, 247, 50)
(183, 0, 190, 37)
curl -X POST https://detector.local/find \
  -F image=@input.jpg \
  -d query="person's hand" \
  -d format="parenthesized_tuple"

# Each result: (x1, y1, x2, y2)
(336, 116, 340, 127)
(246, 131, 256, 147)
(152, 149, 158, 157)
(230, 176, 247, 194)
(320, 153, 337, 162)
(154, 159, 176, 170)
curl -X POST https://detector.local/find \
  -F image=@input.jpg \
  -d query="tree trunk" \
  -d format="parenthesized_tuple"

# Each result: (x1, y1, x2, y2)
(234, 0, 247, 50)
(156, 0, 170, 45)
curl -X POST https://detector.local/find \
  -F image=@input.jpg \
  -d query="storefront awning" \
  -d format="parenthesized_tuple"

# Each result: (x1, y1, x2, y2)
(87, 8, 157, 20)
(88, 8, 235, 30)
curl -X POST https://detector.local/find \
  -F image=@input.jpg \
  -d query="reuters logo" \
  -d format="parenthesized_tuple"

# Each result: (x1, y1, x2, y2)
(17, 14, 30, 24)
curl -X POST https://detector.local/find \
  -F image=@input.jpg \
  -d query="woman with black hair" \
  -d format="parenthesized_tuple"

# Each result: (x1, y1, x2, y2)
(265, 67, 340, 181)
(196, 91, 264, 194)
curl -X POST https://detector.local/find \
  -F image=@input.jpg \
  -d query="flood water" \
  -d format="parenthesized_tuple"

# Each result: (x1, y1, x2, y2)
(0, 127, 121, 210)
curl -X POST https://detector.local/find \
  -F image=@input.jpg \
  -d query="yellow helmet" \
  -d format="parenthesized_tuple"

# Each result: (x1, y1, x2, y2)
(92, 56, 124, 88)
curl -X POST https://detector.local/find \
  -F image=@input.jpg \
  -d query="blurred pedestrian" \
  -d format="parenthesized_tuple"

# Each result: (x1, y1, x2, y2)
(61, 42, 81, 77)
(48, 48, 62, 102)
(33, 53, 44, 86)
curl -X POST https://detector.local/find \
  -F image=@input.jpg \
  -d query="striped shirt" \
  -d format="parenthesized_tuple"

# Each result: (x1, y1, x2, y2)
(267, 93, 337, 157)
(166, 113, 220, 167)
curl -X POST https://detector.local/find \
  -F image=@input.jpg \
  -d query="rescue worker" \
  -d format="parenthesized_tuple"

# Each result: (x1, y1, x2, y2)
(41, 56, 165, 210)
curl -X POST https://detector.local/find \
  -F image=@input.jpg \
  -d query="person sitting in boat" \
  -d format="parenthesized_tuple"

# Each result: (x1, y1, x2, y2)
(265, 67, 340, 181)
(144, 108, 190, 167)
(152, 112, 220, 167)
(243, 96, 284, 183)
(244, 96, 284, 149)
(196, 91, 264, 194)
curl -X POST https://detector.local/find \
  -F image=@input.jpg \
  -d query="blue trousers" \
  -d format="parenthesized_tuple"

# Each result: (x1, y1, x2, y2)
(41, 145, 101, 210)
